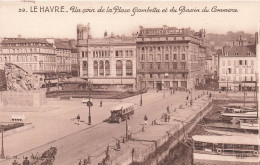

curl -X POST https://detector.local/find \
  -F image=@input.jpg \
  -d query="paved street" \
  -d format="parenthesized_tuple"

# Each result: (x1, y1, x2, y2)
(0, 89, 204, 164)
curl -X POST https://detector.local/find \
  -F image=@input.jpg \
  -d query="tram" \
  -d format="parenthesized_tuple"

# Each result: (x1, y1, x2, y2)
(109, 103, 135, 123)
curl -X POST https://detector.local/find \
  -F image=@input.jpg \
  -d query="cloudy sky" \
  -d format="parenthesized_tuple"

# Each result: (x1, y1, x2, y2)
(0, 1, 259, 39)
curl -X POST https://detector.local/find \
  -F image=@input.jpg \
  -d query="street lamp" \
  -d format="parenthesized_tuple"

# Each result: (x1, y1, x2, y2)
(163, 83, 165, 98)
(86, 81, 93, 125)
(125, 119, 128, 142)
(1, 126, 4, 159)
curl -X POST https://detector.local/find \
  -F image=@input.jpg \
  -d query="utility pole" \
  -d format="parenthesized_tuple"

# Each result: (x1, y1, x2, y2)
(87, 81, 93, 125)
(125, 119, 128, 142)
(1, 127, 4, 159)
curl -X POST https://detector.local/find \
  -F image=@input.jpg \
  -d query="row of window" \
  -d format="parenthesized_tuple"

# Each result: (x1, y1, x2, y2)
(224, 52, 252, 56)
(140, 73, 187, 79)
(81, 50, 134, 58)
(222, 68, 255, 74)
(221, 75, 255, 81)
(39, 64, 56, 71)
(222, 59, 254, 66)
(141, 62, 186, 70)
(0, 48, 55, 54)
(141, 80, 187, 88)
(138, 37, 189, 42)
(141, 54, 186, 61)
(82, 60, 133, 76)
(141, 46, 188, 52)
(0, 55, 56, 63)
(1, 43, 53, 47)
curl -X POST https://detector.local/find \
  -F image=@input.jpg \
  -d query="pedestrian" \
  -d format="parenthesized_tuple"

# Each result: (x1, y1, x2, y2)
(144, 115, 148, 125)
(164, 114, 168, 122)
(77, 114, 80, 122)
(167, 105, 170, 114)
(100, 100, 103, 107)
(12, 160, 19, 165)
(22, 157, 30, 165)
(167, 115, 170, 122)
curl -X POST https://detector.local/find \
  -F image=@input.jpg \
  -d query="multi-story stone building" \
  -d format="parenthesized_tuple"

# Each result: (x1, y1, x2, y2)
(77, 24, 136, 88)
(0, 38, 56, 75)
(219, 38, 257, 91)
(136, 25, 206, 90)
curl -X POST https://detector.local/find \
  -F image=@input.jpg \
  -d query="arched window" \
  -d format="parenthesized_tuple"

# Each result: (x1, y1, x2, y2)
(94, 61, 98, 76)
(105, 60, 110, 76)
(126, 60, 133, 76)
(116, 60, 123, 76)
(99, 61, 104, 76)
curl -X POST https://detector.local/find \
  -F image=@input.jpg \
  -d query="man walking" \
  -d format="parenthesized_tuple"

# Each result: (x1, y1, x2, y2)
(144, 115, 148, 125)
(22, 157, 30, 165)
(77, 114, 80, 122)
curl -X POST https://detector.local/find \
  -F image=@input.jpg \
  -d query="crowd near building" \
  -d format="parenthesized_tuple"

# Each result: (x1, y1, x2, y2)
(0, 23, 258, 91)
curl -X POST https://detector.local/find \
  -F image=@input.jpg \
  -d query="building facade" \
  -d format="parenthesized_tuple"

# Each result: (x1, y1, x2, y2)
(0, 38, 56, 75)
(136, 25, 206, 90)
(219, 44, 257, 91)
(77, 24, 136, 89)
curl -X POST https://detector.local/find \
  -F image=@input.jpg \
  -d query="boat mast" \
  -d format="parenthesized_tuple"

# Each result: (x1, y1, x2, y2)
(226, 69, 228, 105)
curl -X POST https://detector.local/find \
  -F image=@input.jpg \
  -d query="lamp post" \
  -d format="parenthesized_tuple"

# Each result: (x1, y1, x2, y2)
(125, 119, 128, 142)
(87, 81, 93, 125)
(163, 83, 165, 98)
(1, 126, 4, 159)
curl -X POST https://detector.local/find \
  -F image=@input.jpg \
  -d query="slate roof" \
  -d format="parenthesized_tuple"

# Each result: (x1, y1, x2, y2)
(222, 45, 256, 57)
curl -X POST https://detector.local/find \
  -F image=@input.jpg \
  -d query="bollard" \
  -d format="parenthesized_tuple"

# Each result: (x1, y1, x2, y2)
(122, 137, 125, 143)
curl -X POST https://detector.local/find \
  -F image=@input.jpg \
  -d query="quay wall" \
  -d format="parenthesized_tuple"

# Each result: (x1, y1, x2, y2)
(106, 97, 213, 165)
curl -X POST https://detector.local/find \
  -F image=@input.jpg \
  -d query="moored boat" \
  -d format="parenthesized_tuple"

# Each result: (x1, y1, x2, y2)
(192, 135, 260, 165)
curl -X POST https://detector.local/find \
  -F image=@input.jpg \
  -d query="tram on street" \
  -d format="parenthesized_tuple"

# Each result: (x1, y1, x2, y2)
(192, 135, 260, 165)
(109, 103, 135, 123)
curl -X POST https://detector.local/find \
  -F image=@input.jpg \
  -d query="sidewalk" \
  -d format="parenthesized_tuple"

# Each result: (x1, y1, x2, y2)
(89, 94, 210, 165)
(0, 90, 205, 164)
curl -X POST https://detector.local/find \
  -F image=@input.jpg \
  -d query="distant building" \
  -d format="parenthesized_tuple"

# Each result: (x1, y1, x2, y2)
(0, 38, 56, 76)
(205, 48, 219, 80)
(55, 40, 73, 74)
(219, 43, 257, 91)
(136, 25, 206, 90)
(77, 24, 136, 89)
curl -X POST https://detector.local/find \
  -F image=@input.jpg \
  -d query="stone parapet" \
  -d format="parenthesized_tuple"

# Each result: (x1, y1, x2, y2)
(1, 91, 46, 108)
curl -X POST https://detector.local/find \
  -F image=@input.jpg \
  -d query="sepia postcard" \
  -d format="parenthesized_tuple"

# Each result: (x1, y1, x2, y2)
(0, 0, 259, 165)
